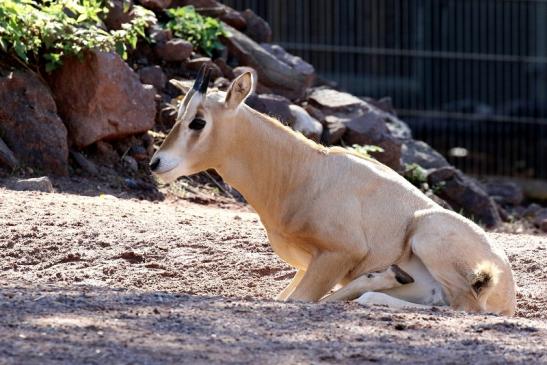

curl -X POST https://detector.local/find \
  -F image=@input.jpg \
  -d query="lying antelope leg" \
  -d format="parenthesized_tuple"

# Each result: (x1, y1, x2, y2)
(321, 265, 414, 302)
(355, 292, 431, 310)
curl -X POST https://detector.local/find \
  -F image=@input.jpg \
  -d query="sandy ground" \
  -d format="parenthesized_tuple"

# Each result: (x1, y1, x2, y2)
(0, 186, 546, 364)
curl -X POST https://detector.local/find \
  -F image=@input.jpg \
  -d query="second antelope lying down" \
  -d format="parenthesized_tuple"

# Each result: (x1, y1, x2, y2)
(150, 67, 517, 315)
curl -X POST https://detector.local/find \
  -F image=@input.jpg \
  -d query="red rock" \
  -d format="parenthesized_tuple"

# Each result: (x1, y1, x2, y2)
(48, 51, 155, 148)
(139, 66, 167, 90)
(0, 71, 68, 175)
(155, 39, 193, 62)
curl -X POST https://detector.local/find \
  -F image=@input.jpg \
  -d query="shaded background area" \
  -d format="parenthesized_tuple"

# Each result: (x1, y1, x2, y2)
(223, 0, 547, 179)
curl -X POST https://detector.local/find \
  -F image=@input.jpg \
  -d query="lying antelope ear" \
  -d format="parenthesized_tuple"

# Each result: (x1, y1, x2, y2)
(225, 72, 254, 110)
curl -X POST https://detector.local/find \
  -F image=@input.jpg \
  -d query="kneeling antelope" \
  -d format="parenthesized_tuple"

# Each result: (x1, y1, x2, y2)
(150, 67, 517, 315)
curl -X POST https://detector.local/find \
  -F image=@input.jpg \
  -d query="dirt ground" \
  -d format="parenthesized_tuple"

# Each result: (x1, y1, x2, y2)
(1, 184, 546, 364)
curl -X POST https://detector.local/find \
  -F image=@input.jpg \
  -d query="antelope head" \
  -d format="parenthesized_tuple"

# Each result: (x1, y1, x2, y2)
(149, 66, 254, 183)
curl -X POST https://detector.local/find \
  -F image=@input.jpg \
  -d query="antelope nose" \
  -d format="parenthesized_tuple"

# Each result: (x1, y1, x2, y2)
(149, 158, 160, 172)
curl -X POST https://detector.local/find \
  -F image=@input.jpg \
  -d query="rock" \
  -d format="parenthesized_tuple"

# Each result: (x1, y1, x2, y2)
(304, 104, 325, 123)
(0, 71, 68, 175)
(213, 58, 234, 79)
(48, 51, 156, 148)
(343, 112, 402, 170)
(0, 137, 18, 169)
(322, 115, 347, 145)
(401, 139, 449, 170)
(185, 58, 223, 80)
(241, 9, 272, 43)
(71, 151, 99, 175)
(222, 25, 314, 99)
(140, 0, 171, 11)
(261, 44, 314, 82)
(385, 116, 413, 140)
(123, 155, 139, 173)
(308, 88, 363, 112)
(149, 24, 172, 43)
(363, 96, 397, 115)
(139, 66, 167, 91)
(6, 177, 54, 193)
(155, 38, 193, 62)
(182, 0, 247, 30)
(245, 94, 295, 125)
(288, 105, 322, 142)
(428, 167, 502, 228)
(484, 180, 524, 206)
(104, 0, 134, 30)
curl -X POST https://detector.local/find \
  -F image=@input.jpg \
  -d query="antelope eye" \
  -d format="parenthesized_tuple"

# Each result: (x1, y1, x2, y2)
(189, 118, 206, 130)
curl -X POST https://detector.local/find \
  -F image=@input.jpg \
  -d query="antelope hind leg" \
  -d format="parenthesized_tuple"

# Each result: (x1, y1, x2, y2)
(321, 265, 415, 302)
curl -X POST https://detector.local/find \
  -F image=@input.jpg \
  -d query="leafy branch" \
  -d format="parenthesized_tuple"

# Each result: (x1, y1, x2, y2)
(0, 0, 156, 72)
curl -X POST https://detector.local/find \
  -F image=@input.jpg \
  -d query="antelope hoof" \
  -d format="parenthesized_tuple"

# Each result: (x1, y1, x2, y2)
(391, 265, 414, 285)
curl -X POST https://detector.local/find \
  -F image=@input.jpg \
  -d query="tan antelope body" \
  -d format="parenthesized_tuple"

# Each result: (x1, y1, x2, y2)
(151, 68, 517, 315)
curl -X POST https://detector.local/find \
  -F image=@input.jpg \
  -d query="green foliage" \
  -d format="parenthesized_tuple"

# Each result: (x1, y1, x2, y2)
(403, 163, 428, 186)
(165, 6, 227, 57)
(0, 0, 156, 72)
(347, 144, 384, 159)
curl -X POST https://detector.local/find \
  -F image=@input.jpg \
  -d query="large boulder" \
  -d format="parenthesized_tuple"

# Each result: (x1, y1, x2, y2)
(0, 71, 68, 175)
(48, 51, 156, 148)
(428, 167, 502, 228)
(308, 88, 402, 170)
(222, 25, 314, 100)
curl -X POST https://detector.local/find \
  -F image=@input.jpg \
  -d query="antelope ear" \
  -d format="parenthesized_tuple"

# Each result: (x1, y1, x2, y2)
(225, 72, 254, 109)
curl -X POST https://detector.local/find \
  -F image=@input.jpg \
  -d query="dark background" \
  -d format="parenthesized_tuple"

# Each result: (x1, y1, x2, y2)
(223, 0, 547, 179)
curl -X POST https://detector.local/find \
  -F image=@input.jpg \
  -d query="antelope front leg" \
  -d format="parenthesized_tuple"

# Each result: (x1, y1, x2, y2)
(276, 270, 305, 301)
(288, 252, 355, 302)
